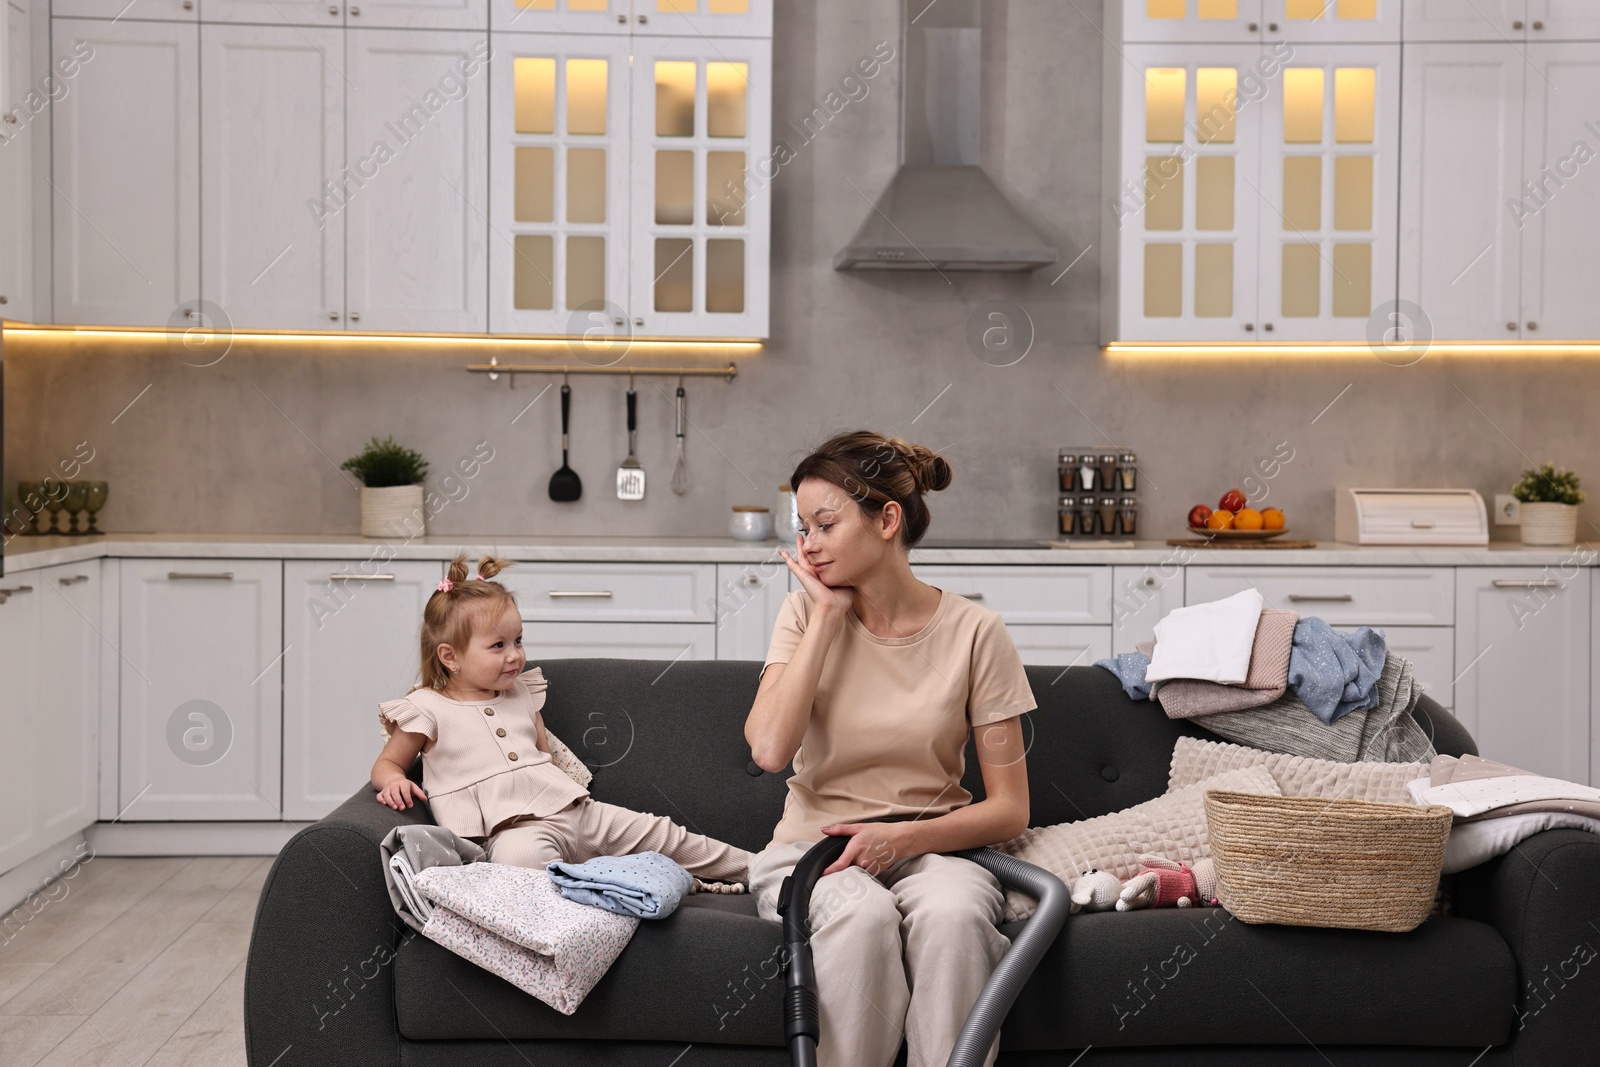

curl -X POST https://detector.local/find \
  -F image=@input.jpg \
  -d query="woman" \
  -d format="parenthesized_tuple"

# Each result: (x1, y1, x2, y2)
(744, 431, 1038, 1067)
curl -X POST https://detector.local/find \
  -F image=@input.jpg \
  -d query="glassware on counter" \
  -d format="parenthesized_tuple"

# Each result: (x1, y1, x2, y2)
(83, 481, 109, 535)
(730, 505, 773, 541)
(1057, 452, 1077, 493)
(1116, 452, 1139, 492)
(774, 484, 799, 542)
(1117, 496, 1139, 537)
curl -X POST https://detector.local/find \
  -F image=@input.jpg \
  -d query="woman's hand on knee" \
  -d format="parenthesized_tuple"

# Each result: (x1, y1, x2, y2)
(820, 822, 915, 877)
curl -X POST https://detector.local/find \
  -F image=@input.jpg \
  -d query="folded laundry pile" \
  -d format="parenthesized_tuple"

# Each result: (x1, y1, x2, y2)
(379, 826, 699, 1014)
(1407, 754, 1600, 873)
(1096, 594, 1432, 764)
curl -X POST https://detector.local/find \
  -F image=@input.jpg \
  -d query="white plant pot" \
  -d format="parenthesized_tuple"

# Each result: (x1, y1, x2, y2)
(360, 484, 425, 539)
(1519, 502, 1578, 546)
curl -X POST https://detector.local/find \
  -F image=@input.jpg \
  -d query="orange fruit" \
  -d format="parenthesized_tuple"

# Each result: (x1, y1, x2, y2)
(1234, 507, 1263, 530)
(1206, 509, 1235, 531)
(1261, 507, 1285, 530)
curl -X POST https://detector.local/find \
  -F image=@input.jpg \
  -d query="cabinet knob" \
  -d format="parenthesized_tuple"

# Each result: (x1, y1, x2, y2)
(1533, 20, 1544, 30)
(329, 4, 338, 14)
(1527, 321, 1538, 331)
(1513, 20, 1524, 29)
(1267, 21, 1278, 31)
(3, 112, 16, 123)
(350, 311, 360, 322)
(351, 4, 360, 13)
(1507, 322, 1518, 331)
(0, 295, 8, 305)
(742, 573, 761, 589)
(637, 13, 648, 22)
(613, 316, 624, 326)
(616, 13, 626, 21)
(1248, 22, 1258, 31)
(328, 311, 339, 320)
(634, 317, 644, 327)
(1142, 575, 1158, 590)
(1263, 322, 1274, 332)
(182, 0, 192, 7)
(188, 308, 199, 320)
(1243, 322, 1255, 332)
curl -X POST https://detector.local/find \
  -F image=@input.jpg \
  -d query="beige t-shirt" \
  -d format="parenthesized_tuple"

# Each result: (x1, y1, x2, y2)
(760, 586, 1038, 849)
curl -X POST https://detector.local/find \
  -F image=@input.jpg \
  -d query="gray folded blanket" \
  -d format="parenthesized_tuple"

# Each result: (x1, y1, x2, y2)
(379, 823, 486, 933)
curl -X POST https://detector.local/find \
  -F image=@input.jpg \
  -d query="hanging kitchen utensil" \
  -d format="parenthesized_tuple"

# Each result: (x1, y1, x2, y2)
(617, 376, 645, 500)
(671, 378, 690, 496)
(548, 378, 582, 502)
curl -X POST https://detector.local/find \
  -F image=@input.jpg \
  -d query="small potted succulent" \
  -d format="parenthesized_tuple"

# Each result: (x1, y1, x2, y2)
(342, 436, 430, 538)
(1511, 463, 1584, 546)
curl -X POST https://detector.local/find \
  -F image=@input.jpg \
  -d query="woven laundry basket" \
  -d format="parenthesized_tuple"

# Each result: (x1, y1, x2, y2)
(1203, 789, 1454, 933)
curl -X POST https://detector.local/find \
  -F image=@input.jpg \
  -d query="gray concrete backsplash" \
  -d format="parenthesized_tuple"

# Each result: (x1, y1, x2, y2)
(5, 1, 1597, 544)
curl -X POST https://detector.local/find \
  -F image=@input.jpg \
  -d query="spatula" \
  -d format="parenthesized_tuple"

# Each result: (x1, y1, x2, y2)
(616, 384, 645, 500)
(548, 381, 582, 502)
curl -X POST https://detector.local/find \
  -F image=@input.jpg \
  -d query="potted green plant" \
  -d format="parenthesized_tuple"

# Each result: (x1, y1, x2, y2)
(1511, 463, 1584, 546)
(342, 436, 430, 538)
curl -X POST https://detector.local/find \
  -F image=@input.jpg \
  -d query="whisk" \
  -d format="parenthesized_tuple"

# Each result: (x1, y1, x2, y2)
(671, 379, 691, 495)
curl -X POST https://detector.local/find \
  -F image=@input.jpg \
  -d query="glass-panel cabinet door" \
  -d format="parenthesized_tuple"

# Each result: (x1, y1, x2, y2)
(489, 35, 631, 334)
(489, 0, 631, 34)
(1256, 45, 1399, 341)
(631, 0, 771, 38)
(1262, 0, 1401, 42)
(1113, 45, 1262, 341)
(628, 34, 771, 338)
(1120, 0, 1266, 44)
(1404, 0, 1527, 42)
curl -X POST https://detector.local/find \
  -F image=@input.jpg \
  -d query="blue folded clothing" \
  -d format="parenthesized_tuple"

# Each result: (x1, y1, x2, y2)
(1094, 649, 1155, 700)
(1287, 617, 1387, 725)
(545, 851, 693, 920)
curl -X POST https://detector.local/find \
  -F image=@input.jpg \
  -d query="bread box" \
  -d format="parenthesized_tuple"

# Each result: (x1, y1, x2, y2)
(1334, 488, 1488, 545)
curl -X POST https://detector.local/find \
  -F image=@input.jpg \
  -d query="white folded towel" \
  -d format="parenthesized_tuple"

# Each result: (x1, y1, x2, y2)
(1145, 588, 1265, 685)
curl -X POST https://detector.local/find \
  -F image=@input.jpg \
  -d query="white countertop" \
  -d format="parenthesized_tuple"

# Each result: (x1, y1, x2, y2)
(4, 531, 1596, 572)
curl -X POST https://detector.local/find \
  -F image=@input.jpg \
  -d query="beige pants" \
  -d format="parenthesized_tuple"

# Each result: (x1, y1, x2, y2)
(484, 797, 751, 883)
(748, 838, 1011, 1067)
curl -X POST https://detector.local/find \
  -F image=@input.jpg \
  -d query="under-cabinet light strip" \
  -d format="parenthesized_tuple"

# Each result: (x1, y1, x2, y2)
(1105, 342, 1600, 358)
(0, 322, 763, 350)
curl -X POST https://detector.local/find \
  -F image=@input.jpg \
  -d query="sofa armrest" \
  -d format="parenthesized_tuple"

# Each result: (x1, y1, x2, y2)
(244, 784, 432, 1066)
(1450, 828, 1600, 1061)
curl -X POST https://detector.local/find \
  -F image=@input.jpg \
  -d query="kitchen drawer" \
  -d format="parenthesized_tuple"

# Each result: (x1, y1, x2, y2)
(1007, 625, 1112, 669)
(912, 566, 1113, 625)
(522, 621, 716, 661)
(1335, 625, 1455, 709)
(498, 564, 717, 623)
(1185, 566, 1454, 626)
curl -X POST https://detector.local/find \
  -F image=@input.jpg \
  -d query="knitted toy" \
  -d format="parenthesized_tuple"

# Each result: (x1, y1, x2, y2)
(1115, 854, 1218, 911)
(1068, 869, 1124, 913)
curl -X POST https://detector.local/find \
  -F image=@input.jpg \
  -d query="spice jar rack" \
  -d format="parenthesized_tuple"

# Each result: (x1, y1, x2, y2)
(1057, 448, 1139, 539)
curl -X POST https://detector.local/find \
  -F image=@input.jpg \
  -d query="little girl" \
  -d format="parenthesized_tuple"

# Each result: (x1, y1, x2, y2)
(371, 552, 751, 882)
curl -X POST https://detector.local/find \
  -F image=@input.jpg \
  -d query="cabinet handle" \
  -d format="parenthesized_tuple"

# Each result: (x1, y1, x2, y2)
(637, 13, 648, 22)
(1142, 575, 1158, 589)
(957, 592, 985, 601)
(0, 584, 35, 596)
(616, 13, 626, 22)
(1514, 19, 1524, 29)
(634, 317, 644, 327)
(1526, 322, 1538, 331)
(1492, 579, 1560, 589)
(182, 0, 192, 7)
(351, 4, 360, 13)
(328, 4, 338, 13)
(547, 590, 614, 598)
(1409, 520, 1435, 529)
(742, 574, 762, 589)
(1507, 322, 1518, 332)
(167, 571, 235, 581)
(1243, 322, 1255, 332)
(1286, 593, 1353, 602)
(1263, 322, 1274, 332)
(1248, 22, 1258, 31)
(1267, 21, 1278, 31)
(350, 311, 360, 322)
(0, 295, 8, 304)
(1533, 21, 1544, 31)
(57, 575, 90, 586)
(2, 112, 15, 124)
(329, 573, 394, 581)
(328, 311, 339, 320)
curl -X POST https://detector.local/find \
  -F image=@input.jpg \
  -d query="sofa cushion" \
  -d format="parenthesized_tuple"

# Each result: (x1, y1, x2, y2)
(997, 908, 1515, 1050)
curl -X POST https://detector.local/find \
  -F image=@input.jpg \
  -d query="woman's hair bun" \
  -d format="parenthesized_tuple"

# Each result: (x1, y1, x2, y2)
(890, 439, 952, 494)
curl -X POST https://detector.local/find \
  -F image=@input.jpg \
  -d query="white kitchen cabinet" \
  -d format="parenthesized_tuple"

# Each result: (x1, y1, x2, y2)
(1185, 565, 1455, 624)
(490, 0, 631, 35)
(349, 0, 488, 30)
(1333, 623, 1456, 708)
(522, 620, 716, 659)
(1117, 0, 1266, 43)
(1454, 568, 1591, 784)
(204, 0, 345, 26)
(51, 18, 200, 328)
(0, 0, 34, 321)
(1263, 0, 1401, 43)
(51, 0, 197, 19)
(912, 565, 1114, 625)
(633, 0, 771, 39)
(0, 570, 41, 872)
(1111, 563, 1184, 655)
(489, 32, 633, 335)
(1398, 44, 1526, 341)
(497, 562, 718, 622)
(1517, 42, 1600, 341)
(119, 560, 283, 820)
(282, 560, 443, 821)
(201, 24, 344, 331)
(713, 560, 788, 660)
(628, 33, 771, 338)
(1254, 44, 1400, 341)
(346, 29, 489, 333)
(1007, 625, 1112, 670)
(0, 561, 100, 877)
(1406, 1, 1600, 41)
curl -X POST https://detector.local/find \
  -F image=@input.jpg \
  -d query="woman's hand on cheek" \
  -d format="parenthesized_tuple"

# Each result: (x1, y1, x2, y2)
(819, 822, 912, 877)
(780, 533, 854, 616)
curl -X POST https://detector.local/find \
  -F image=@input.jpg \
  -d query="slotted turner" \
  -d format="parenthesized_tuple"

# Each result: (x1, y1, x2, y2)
(616, 384, 645, 500)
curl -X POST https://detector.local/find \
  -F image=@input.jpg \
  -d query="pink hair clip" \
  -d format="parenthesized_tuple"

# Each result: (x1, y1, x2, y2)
(436, 578, 454, 593)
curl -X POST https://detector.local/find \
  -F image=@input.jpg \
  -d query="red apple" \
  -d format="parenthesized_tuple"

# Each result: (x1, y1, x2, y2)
(1187, 504, 1213, 528)
(1219, 488, 1247, 513)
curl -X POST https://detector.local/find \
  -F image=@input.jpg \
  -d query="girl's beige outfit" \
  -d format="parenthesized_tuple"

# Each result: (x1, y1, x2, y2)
(378, 667, 748, 881)
(747, 587, 1038, 1067)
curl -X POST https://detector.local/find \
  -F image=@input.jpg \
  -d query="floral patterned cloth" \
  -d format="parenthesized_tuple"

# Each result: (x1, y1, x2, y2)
(414, 862, 638, 1015)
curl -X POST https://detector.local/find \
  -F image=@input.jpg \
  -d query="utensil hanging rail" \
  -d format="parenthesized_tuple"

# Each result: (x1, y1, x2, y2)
(466, 356, 738, 383)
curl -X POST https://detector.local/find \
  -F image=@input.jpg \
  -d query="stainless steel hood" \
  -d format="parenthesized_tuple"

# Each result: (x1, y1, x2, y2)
(834, 0, 1057, 273)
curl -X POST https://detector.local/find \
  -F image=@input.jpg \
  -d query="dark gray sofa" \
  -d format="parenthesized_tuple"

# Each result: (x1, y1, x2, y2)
(245, 659, 1599, 1065)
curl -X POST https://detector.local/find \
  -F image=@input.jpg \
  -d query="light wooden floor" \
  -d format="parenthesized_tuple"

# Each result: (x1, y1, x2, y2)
(0, 854, 270, 1067)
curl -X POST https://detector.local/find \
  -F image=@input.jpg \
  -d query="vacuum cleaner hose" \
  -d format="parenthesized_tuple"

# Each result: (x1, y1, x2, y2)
(776, 828, 1069, 1067)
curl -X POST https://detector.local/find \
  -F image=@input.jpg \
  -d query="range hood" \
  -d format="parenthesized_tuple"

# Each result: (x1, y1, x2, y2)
(834, 0, 1057, 273)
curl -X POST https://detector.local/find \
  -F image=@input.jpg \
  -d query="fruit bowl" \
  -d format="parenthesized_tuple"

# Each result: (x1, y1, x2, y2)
(1186, 526, 1292, 541)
